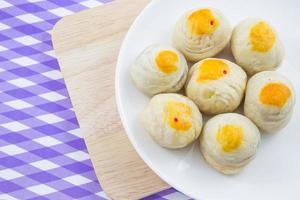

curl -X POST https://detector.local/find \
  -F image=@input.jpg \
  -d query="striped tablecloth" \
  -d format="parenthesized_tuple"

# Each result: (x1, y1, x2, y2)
(0, 0, 190, 199)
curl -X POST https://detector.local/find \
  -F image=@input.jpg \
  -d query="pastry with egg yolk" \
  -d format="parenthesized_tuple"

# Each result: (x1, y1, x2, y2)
(231, 18, 284, 75)
(200, 113, 261, 175)
(131, 44, 188, 96)
(172, 8, 232, 62)
(244, 71, 295, 132)
(186, 58, 247, 115)
(142, 93, 203, 149)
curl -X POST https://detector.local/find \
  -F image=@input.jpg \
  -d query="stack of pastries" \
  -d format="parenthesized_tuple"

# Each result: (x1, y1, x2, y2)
(130, 7, 295, 175)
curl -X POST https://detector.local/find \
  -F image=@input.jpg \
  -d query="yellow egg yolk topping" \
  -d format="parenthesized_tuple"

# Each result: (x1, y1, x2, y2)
(165, 101, 192, 132)
(217, 125, 244, 153)
(155, 50, 178, 74)
(197, 59, 229, 83)
(187, 9, 219, 36)
(250, 21, 276, 52)
(260, 83, 291, 108)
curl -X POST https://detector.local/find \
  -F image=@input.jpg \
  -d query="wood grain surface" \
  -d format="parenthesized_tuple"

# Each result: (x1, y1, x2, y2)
(52, 0, 169, 199)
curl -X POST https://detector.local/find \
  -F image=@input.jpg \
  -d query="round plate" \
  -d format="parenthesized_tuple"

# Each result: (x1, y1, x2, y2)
(115, 0, 300, 199)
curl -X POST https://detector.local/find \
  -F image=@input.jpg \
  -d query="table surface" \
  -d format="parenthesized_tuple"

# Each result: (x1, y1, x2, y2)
(0, 0, 190, 199)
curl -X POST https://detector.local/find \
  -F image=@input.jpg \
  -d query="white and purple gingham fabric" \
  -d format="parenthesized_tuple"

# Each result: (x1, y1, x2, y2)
(0, 1, 191, 199)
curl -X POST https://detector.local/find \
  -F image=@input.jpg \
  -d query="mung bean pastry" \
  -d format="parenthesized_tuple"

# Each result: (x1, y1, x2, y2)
(131, 44, 188, 96)
(231, 18, 284, 75)
(186, 58, 247, 115)
(200, 113, 261, 175)
(244, 71, 295, 132)
(173, 8, 232, 62)
(142, 93, 203, 149)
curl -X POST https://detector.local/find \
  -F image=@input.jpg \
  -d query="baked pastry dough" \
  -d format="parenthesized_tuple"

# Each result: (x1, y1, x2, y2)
(131, 44, 188, 96)
(200, 113, 261, 174)
(173, 8, 232, 62)
(142, 93, 203, 149)
(186, 58, 247, 114)
(244, 71, 295, 132)
(231, 18, 284, 75)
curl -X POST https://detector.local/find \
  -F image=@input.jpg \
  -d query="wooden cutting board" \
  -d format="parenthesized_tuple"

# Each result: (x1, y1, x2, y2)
(51, 0, 169, 199)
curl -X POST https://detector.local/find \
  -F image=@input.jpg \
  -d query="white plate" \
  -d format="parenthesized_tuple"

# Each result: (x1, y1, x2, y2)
(115, 0, 300, 199)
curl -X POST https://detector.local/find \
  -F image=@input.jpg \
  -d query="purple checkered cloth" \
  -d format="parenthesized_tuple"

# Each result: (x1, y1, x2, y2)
(0, 0, 191, 199)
